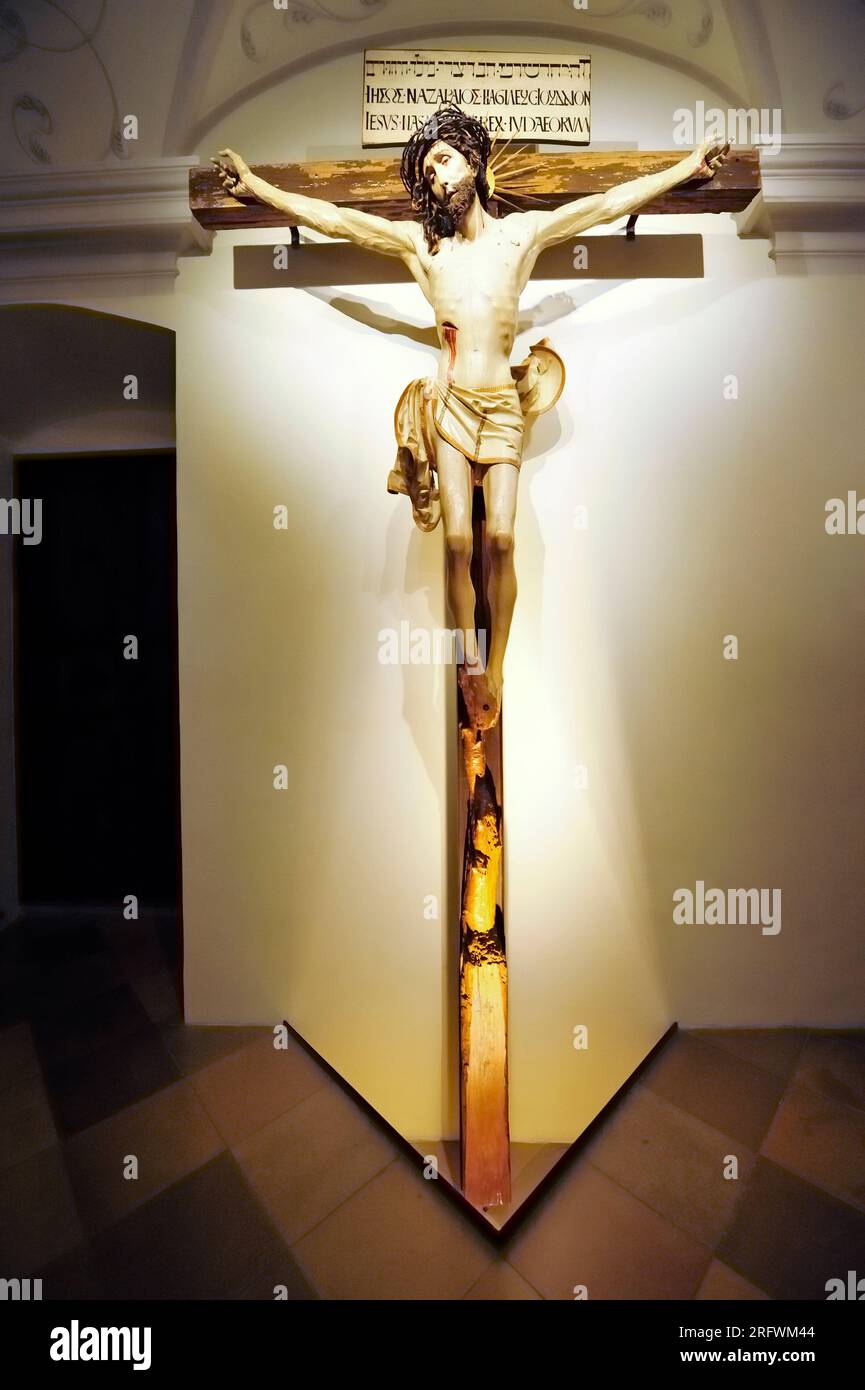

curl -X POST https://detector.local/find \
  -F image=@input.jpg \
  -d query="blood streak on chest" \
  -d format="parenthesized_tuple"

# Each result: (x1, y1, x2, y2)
(442, 321, 458, 383)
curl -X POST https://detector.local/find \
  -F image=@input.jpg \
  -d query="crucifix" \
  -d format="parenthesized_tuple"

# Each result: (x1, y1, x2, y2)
(192, 111, 758, 1213)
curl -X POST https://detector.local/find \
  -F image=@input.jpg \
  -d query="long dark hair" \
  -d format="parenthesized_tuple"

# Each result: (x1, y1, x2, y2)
(399, 103, 492, 254)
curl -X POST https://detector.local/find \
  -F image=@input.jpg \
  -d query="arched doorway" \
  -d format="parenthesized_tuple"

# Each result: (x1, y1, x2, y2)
(0, 305, 179, 948)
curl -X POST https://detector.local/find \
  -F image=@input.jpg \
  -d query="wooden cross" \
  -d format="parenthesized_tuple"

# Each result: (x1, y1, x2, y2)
(189, 148, 760, 1216)
(190, 148, 759, 226)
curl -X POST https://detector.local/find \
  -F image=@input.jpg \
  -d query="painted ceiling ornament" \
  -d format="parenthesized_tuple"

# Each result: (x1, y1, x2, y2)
(568, 0, 714, 48)
(823, 81, 865, 120)
(240, 0, 388, 64)
(11, 94, 52, 165)
(686, 0, 714, 48)
(574, 0, 673, 27)
(0, 0, 127, 163)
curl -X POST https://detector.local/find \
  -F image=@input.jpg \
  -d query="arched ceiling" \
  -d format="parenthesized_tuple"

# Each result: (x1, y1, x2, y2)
(178, 0, 754, 152)
(0, 0, 863, 173)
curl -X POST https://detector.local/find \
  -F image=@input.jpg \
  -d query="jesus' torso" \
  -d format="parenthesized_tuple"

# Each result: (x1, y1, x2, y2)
(404, 211, 540, 390)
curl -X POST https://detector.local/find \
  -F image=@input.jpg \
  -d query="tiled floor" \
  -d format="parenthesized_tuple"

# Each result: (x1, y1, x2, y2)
(1, 913, 864, 1300)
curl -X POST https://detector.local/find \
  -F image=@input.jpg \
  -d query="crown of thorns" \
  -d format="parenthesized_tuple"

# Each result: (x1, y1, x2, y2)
(399, 103, 492, 209)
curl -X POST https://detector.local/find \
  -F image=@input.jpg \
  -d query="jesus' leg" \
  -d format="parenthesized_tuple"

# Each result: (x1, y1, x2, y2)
(435, 436, 480, 666)
(481, 462, 519, 711)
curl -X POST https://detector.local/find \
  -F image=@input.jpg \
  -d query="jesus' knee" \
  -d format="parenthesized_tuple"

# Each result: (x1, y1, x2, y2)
(487, 526, 515, 560)
(445, 529, 473, 567)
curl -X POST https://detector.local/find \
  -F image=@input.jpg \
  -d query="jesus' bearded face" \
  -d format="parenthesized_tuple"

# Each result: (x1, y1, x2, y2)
(422, 141, 478, 223)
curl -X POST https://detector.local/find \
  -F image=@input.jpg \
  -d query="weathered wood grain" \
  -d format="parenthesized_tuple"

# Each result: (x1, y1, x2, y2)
(458, 490, 510, 1211)
(190, 149, 760, 228)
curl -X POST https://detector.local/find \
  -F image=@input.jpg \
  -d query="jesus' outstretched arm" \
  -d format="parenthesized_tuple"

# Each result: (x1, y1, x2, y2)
(212, 147, 419, 260)
(523, 138, 731, 250)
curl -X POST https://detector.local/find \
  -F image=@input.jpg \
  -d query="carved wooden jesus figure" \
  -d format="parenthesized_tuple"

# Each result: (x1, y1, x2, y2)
(215, 106, 728, 728)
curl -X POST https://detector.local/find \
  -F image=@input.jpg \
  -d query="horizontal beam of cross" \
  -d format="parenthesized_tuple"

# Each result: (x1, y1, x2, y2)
(189, 149, 760, 230)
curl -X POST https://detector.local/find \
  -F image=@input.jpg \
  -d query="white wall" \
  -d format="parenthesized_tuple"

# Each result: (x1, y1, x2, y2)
(505, 244, 865, 1143)
(176, 238, 460, 1137)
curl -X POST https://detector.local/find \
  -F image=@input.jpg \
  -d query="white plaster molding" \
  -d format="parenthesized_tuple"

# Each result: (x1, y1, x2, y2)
(0, 158, 211, 299)
(735, 135, 865, 273)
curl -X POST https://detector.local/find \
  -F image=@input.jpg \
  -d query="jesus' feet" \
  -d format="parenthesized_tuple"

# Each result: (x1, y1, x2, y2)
(458, 662, 501, 731)
(485, 662, 503, 715)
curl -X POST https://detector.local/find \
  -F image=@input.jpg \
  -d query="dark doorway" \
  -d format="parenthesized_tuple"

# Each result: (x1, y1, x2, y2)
(13, 451, 180, 908)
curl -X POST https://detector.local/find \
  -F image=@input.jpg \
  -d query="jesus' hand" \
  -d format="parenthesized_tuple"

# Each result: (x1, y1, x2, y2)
(212, 148, 255, 199)
(691, 138, 731, 180)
